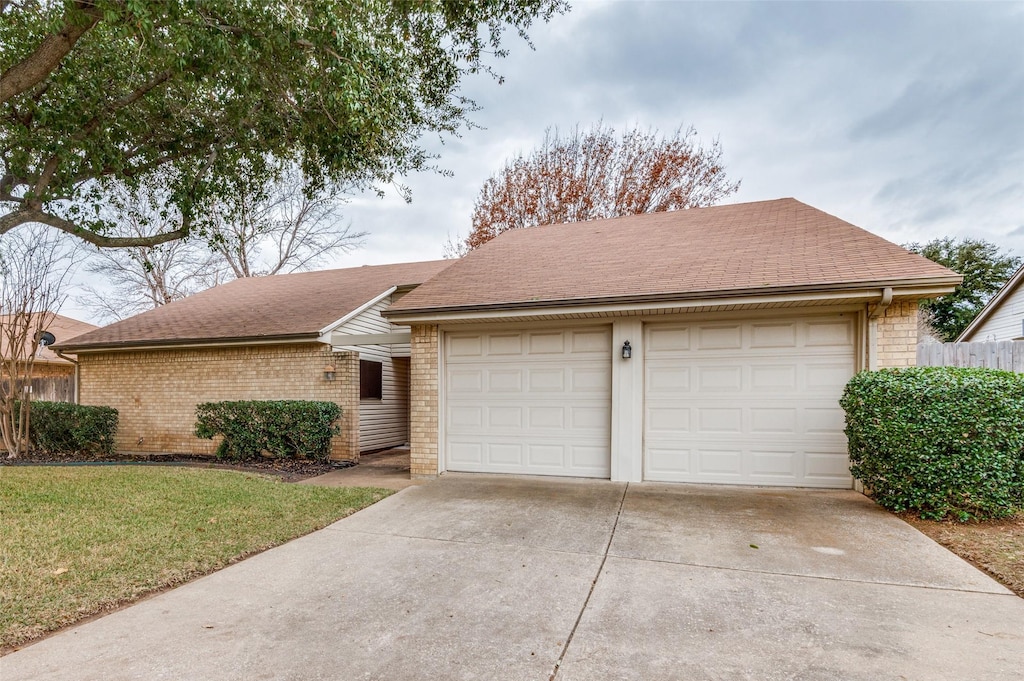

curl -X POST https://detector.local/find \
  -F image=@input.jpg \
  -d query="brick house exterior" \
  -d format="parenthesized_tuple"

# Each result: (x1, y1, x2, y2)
(387, 199, 961, 485)
(58, 261, 450, 461)
(77, 344, 360, 459)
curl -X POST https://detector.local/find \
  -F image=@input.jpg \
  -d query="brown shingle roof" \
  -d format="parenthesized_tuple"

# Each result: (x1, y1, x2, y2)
(389, 198, 959, 315)
(60, 260, 450, 350)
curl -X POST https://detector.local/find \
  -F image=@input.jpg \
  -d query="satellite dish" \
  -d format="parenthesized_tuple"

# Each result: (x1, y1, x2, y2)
(37, 331, 56, 347)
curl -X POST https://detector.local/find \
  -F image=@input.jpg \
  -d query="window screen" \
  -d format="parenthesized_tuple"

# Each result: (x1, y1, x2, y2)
(360, 360, 383, 399)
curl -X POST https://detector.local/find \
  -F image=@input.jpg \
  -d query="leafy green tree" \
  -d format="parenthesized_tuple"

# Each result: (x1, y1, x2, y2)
(906, 238, 1021, 341)
(0, 0, 566, 247)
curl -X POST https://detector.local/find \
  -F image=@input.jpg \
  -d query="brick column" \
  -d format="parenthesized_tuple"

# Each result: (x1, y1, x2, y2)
(409, 324, 439, 478)
(876, 300, 919, 369)
(329, 350, 360, 461)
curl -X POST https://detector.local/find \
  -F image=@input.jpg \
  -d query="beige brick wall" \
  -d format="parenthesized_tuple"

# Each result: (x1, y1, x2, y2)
(876, 299, 919, 368)
(78, 343, 360, 460)
(409, 324, 439, 477)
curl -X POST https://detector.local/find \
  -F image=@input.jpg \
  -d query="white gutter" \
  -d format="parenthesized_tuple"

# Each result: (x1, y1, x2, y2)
(386, 285, 952, 325)
(868, 287, 893, 319)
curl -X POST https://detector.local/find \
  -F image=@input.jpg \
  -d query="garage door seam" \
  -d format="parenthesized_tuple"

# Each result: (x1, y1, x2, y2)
(548, 482, 629, 681)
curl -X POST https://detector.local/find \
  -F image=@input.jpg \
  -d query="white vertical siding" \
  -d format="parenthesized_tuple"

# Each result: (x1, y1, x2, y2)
(334, 293, 411, 451)
(969, 285, 1024, 341)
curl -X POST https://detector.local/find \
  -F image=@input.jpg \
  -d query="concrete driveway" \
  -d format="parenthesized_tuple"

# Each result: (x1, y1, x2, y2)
(3, 475, 1022, 681)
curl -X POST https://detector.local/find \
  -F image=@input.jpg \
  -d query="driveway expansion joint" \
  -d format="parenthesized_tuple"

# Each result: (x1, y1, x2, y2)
(604, 552, 1015, 596)
(549, 482, 629, 681)
(327, 526, 610, 558)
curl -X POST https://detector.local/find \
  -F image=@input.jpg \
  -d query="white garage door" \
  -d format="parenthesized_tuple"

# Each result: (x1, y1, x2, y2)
(644, 314, 857, 488)
(445, 326, 612, 477)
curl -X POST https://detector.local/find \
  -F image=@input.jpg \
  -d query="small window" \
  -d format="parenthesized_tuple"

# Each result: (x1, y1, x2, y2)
(360, 360, 383, 400)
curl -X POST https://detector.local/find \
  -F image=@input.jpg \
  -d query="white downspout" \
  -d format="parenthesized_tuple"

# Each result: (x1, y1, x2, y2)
(866, 287, 893, 371)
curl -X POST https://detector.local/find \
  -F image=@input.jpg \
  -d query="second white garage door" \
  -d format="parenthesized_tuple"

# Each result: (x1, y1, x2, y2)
(644, 314, 857, 488)
(444, 326, 612, 477)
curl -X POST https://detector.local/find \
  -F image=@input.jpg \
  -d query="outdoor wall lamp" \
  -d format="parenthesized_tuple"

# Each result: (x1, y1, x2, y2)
(621, 341, 632, 359)
(323, 365, 336, 381)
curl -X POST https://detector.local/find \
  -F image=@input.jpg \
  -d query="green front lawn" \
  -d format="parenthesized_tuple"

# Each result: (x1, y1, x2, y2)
(0, 466, 391, 650)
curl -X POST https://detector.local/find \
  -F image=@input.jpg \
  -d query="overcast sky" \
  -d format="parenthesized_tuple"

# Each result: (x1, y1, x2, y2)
(65, 1, 1023, 323)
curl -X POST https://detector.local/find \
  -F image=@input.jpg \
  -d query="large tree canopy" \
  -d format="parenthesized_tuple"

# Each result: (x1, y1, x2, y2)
(450, 122, 740, 254)
(0, 0, 566, 247)
(906, 237, 1021, 342)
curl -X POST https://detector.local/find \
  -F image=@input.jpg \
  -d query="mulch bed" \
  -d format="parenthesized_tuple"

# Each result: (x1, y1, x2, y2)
(1, 453, 352, 482)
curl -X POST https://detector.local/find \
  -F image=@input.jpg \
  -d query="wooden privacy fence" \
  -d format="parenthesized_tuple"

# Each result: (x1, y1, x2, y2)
(916, 340, 1024, 373)
(1, 376, 75, 403)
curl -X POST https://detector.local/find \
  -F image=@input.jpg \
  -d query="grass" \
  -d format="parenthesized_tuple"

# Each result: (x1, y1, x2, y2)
(905, 512, 1024, 597)
(0, 465, 391, 650)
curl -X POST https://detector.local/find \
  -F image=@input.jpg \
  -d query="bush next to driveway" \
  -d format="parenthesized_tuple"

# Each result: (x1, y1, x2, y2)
(841, 367, 1024, 521)
(194, 400, 341, 461)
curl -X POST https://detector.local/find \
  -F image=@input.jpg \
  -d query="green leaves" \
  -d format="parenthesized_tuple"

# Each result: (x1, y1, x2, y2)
(23, 401, 119, 456)
(194, 400, 342, 462)
(906, 238, 1021, 341)
(841, 367, 1024, 521)
(1, 1, 568, 246)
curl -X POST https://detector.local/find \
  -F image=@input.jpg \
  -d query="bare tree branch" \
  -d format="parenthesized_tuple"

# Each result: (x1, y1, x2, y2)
(457, 122, 741, 253)
(0, 226, 77, 457)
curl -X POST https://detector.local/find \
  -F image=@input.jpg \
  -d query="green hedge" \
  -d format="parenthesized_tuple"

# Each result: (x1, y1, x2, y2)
(194, 400, 341, 462)
(840, 367, 1024, 520)
(27, 401, 118, 457)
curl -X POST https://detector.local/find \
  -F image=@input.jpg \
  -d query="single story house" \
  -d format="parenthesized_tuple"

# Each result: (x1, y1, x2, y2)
(384, 198, 961, 488)
(0, 312, 98, 402)
(56, 260, 451, 460)
(957, 264, 1024, 341)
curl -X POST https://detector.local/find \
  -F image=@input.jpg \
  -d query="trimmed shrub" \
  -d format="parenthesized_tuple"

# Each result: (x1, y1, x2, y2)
(841, 367, 1024, 521)
(28, 401, 118, 457)
(194, 400, 341, 462)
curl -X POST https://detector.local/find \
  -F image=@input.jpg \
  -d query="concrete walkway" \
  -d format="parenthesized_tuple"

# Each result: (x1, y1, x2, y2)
(3, 476, 1022, 680)
(300, 446, 422, 490)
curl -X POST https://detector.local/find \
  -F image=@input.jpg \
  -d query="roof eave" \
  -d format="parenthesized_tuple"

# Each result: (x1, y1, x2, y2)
(56, 332, 322, 354)
(383, 276, 962, 323)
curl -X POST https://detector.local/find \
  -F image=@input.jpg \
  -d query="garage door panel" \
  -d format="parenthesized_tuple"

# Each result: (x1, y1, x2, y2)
(750, 364, 798, 391)
(448, 369, 483, 393)
(527, 331, 565, 354)
(487, 369, 522, 392)
(698, 408, 742, 433)
(644, 314, 855, 488)
(698, 325, 743, 350)
(527, 368, 564, 391)
(446, 327, 611, 478)
(571, 328, 612, 353)
(528, 406, 564, 429)
(750, 408, 798, 434)
(486, 333, 522, 355)
(646, 406, 691, 433)
(487, 406, 523, 429)
(805, 408, 846, 435)
(750, 322, 797, 348)
(646, 366, 690, 392)
(805, 319, 855, 346)
(697, 365, 743, 391)
(448, 335, 484, 357)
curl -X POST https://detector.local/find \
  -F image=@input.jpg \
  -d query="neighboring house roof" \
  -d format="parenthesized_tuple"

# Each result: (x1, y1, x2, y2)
(387, 198, 961, 318)
(956, 263, 1024, 342)
(58, 260, 451, 351)
(0, 313, 99, 365)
